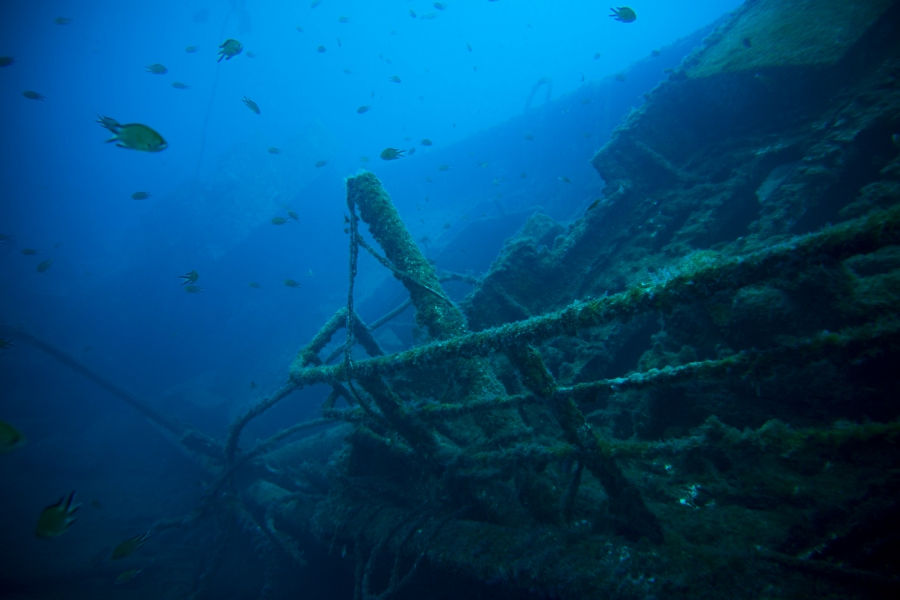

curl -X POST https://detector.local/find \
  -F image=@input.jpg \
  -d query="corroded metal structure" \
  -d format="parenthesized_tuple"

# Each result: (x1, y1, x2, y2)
(5, 0, 900, 598)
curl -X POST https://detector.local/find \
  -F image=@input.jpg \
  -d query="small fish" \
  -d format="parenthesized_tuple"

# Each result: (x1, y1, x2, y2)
(131, 191, 151, 200)
(610, 7, 637, 23)
(467, 42, 472, 52)
(248, 282, 262, 289)
(271, 217, 290, 225)
(250, 381, 257, 389)
(268, 147, 282, 154)
(380, 148, 404, 160)
(317, 46, 327, 53)
(438, 164, 450, 171)
(443, 222, 451, 230)
(115, 568, 143, 585)
(310, 0, 321, 7)
(408, 147, 416, 155)
(434, 2, 447, 9)
(22, 90, 45, 101)
(478, 161, 489, 167)
(0, 419, 26, 453)
(337, 38, 342, 47)
(112, 531, 151, 560)
(420, 13, 438, 20)
(54, 17, 72, 25)
(388, 75, 401, 83)
(615, 72, 627, 82)
(283, 279, 301, 288)
(171, 82, 190, 89)
(307, 269, 314, 277)
(218, 38, 243, 62)
(524, 133, 535, 141)
(0, 233, 12, 244)
(315, 160, 329, 168)
(0, 56, 15, 67)
(651, 49, 661, 57)
(37, 259, 54, 272)
(36, 492, 81, 537)
(146, 63, 167, 74)
(742, 38, 752, 48)
(21, 248, 39, 255)
(338, 16, 350, 23)
(558, 176, 572, 184)
(424, 177, 433, 183)
(343, 68, 352, 74)
(581, 98, 592, 105)
(185, 46, 200, 53)
(582, 132, 592, 138)
(586, 198, 602, 212)
(246, 51, 256, 58)
(242, 96, 260, 114)
(594, 52, 601, 60)
(580, 72, 585, 82)
(102, 121, 168, 152)
(0, 338, 14, 351)
(520, 172, 527, 178)
(420, 139, 433, 146)
(357, 105, 371, 114)
(296, 26, 305, 32)
(287, 210, 300, 222)
(409, 9, 417, 18)
(892, 133, 900, 149)
(184, 285, 204, 293)
(90, 499, 104, 510)
(179, 270, 199, 285)
(359, 156, 369, 162)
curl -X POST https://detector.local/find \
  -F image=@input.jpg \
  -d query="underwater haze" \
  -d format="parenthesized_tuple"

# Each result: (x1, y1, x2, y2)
(0, 0, 765, 598)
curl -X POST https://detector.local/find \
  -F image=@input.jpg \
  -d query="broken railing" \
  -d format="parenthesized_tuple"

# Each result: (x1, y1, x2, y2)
(216, 175, 900, 576)
(6, 173, 900, 598)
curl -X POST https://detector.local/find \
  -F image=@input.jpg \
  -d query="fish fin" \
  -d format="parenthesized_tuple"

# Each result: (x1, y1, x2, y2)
(65, 491, 82, 514)
(105, 136, 118, 144)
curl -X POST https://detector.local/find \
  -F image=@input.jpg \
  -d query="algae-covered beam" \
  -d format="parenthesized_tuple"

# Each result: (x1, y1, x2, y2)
(508, 344, 664, 543)
(347, 172, 465, 341)
(290, 203, 900, 388)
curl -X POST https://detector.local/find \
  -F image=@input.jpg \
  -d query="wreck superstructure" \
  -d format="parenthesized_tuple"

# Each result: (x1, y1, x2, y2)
(4, 1, 900, 598)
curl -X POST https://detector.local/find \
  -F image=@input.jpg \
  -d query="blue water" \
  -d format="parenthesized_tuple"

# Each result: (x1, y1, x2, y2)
(0, 1, 741, 596)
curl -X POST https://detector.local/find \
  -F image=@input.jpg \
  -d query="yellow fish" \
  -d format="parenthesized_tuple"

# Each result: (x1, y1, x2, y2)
(243, 96, 260, 114)
(380, 148, 404, 160)
(218, 38, 243, 62)
(36, 491, 81, 537)
(115, 568, 143, 585)
(179, 270, 199, 285)
(0, 419, 26, 453)
(112, 531, 151, 560)
(103, 121, 167, 152)
(610, 6, 637, 23)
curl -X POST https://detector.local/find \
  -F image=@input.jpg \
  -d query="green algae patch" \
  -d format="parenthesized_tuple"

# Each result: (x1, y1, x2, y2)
(688, 0, 895, 78)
